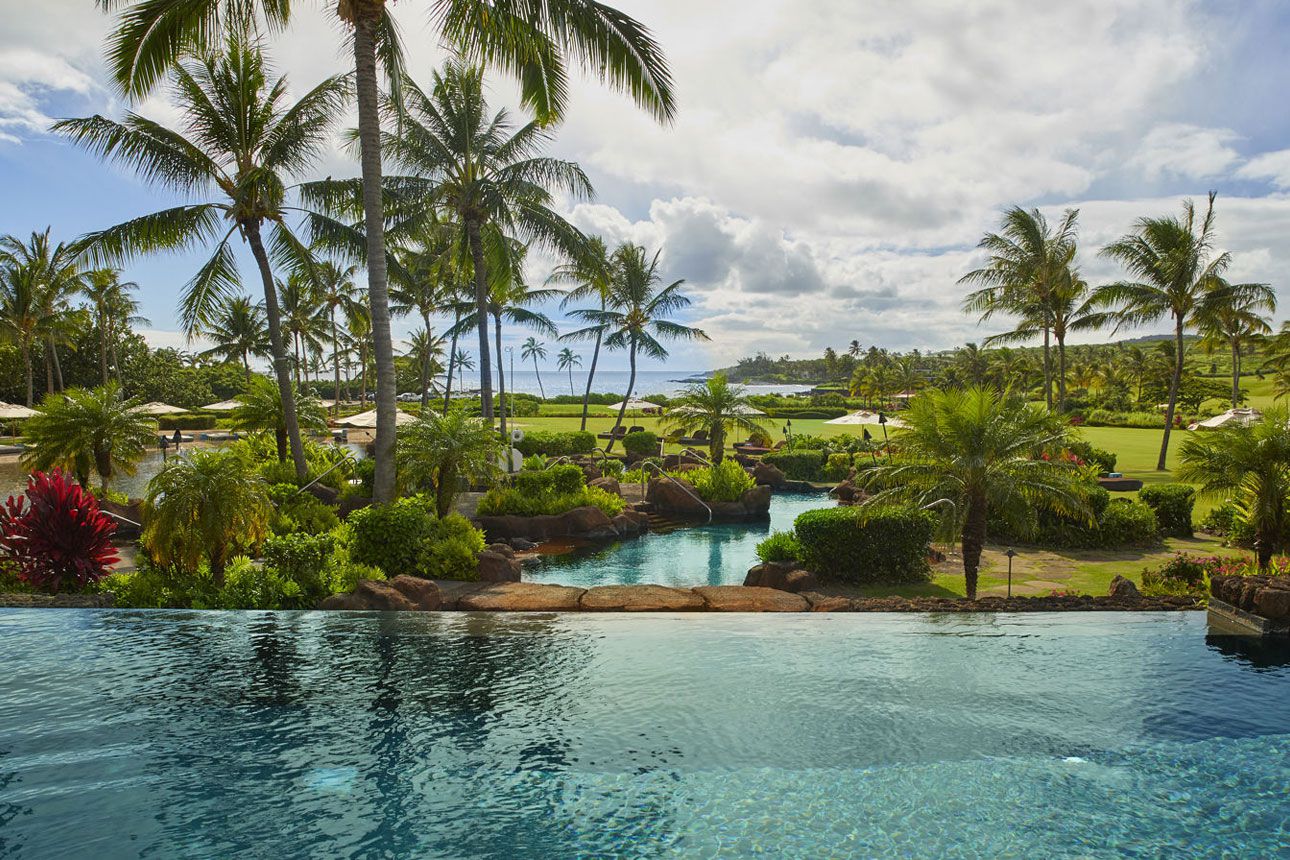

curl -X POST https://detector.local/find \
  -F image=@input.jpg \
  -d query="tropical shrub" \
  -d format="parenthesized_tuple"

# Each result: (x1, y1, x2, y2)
(325, 559, 386, 595)
(267, 484, 340, 535)
(0, 470, 119, 593)
(1098, 500, 1160, 547)
(1138, 484, 1195, 537)
(397, 411, 501, 516)
(514, 430, 596, 457)
(1140, 552, 1229, 600)
(598, 458, 626, 478)
(475, 483, 626, 519)
(21, 384, 155, 492)
(762, 407, 848, 419)
(261, 532, 336, 599)
(513, 464, 585, 496)
(685, 460, 754, 503)
(793, 505, 936, 584)
(621, 430, 660, 457)
(215, 556, 303, 610)
(755, 530, 801, 563)
(99, 560, 218, 609)
(347, 498, 485, 580)
(763, 450, 827, 481)
(823, 453, 855, 482)
(1066, 439, 1117, 473)
(1082, 409, 1173, 429)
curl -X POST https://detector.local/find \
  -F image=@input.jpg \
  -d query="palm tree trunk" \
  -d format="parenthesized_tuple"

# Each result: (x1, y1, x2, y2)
(1231, 340, 1240, 409)
(466, 218, 494, 423)
(99, 312, 109, 386)
(1157, 319, 1185, 471)
(332, 311, 342, 417)
(244, 220, 309, 484)
(605, 338, 638, 454)
(442, 311, 460, 415)
(493, 312, 507, 438)
(242, 350, 251, 384)
(1041, 327, 1052, 410)
(533, 354, 545, 400)
(568, 365, 574, 395)
(961, 490, 987, 600)
(710, 424, 724, 464)
(44, 343, 54, 395)
(360, 341, 368, 406)
(352, 9, 398, 504)
(420, 310, 433, 414)
(1055, 331, 1068, 412)
(50, 337, 64, 391)
(580, 328, 603, 432)
(22, 345, 33, 407)
(111, 333, 123, 388)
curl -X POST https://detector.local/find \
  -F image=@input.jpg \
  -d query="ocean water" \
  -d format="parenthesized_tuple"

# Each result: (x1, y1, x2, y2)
(444, 368, 814, 398)
(0, 610, 1286, 858)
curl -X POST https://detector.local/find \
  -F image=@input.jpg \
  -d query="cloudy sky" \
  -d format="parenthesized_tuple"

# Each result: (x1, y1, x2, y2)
(3, 0, 1290, 372)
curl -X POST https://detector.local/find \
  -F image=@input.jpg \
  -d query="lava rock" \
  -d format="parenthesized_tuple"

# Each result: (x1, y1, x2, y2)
(457, 582, 586, 611)
(477, 550, 522, 583)
(1108, 575, 1140, 599)
(579, 584, 705, 611)
(691, 585, 810, 612)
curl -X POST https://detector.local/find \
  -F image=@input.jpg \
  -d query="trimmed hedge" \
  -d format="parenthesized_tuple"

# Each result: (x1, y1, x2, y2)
(348, 497, 485, 581)
(622, 430, 660, 457)
(763, 449, 828, 481)
(793, 505, 935, 584)
(157, 414, 218, 430)
(515, 430, 596, 457)
(763, 407, 848, 419)
(988, 485, 1159, 549)
(1138, 483, 1195, 538)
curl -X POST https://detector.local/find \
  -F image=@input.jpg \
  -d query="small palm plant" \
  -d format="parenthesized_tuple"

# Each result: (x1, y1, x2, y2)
(397, 410, 501, 517)
(21, 383, 155, 493)
(861, 387, 1092, 599)
(1177, 408, 1290, 569)
(230, 376, 327, 464)
(664, 373, 765, 464)
(143, 449, 271, 586)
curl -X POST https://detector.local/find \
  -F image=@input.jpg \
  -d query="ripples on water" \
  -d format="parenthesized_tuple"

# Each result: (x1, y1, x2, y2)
(0, 611, 1287, 859)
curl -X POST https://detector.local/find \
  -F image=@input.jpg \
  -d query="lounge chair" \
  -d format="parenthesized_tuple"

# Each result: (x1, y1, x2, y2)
(597, 426, 628, 441)
(626, 425, 646, 434)
(679, 428, 709, 446)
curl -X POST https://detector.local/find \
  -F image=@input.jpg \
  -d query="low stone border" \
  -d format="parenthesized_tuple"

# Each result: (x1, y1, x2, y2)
(0, 593, 115, 608)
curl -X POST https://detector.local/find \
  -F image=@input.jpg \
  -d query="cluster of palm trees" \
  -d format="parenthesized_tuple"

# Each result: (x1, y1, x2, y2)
(963, 195, 1276, 469)
(69, 0, 677, 502)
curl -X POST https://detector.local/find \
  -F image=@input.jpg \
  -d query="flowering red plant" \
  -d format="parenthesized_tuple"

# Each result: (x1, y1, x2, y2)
(0, 470, 119, 593)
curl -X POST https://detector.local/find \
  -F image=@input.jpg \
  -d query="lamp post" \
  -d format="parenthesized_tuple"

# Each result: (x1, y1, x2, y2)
(877, 411, 890, 460)
(783, 418, 793, 446)
(1005, 547, 1016, 598)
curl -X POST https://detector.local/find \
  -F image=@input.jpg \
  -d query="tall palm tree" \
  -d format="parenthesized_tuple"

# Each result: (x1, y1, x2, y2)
(143, 448, 270, 587)
(392, 226, 453, 412)
(453, 348, 474, 396)
(278, 272, 326, 386)
(404, 327, 446, 402)
(552, 235, 613, 430)
(1092, 193, 1266, 469)
(0, 251, 55, 406)
(861, 387, 1091, 599)
(0, 229, 87, 397)
(556, 347, 582, 395)
(1194, 277, 1276, 409)
(54, 38, 347, 485)
(312, 259, 363, 415)
(82, 268, 147, 385)
(848, 339, 862, 359)
(199, 295, 269, 383)
(21, 383, 155, 493)
(566, 243, 708, 452)
(961, 207, 1080, 410)
(663, 373, 765, 464)
(1178, 408, 1290, 569)
(521, 337, 548, 399)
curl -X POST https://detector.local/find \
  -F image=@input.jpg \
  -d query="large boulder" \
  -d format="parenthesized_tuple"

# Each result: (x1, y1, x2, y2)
(1108, 575, 1140, 599)
(580, 584, 705, 611)
(1253, 586, 1290, 621)
(802, 592, 853, 612)
(305, 483, 339, 505)
(477, 550, 522, 582)
(386, 575, 443, 610)
(561, 506, 619, 540)
(612, 511, 649, 538)
(458, 582, 586, 611)
(744, 561, 818, 593)
(752, 461, 787, 488)
(739, 485, 772, 517)
(588, 476, 622, 496)
(692, 585, 809, 612)
(100, 498, 144, 540)
(320, 578, 431, 611)
(646, 476, 709, 518)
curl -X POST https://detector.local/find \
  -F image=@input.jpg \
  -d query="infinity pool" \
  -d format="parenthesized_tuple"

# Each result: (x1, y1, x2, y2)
(1, 610, 1287, 858)
(527, 491, 829, 587)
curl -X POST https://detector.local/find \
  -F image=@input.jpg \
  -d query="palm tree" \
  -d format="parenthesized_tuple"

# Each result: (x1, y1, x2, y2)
(1178, 408, 1290, 569)
(1195, 277, 1276, 409)
(453, 349, 474, 396)
(521, 337, 548, 399)
(552, 235, 613, 430)
(848, 340, 862, 358)
(142, 448, 270, 586)
(396, 410, 500, 518)
(861, 387, 1091, 599)
(556, 348, 582, 395)
(311, 260, 363, 415)
(663, 373, 765, 464)
(404, 327, 446, 402)
(54, 38, 347, 486)
(278, 272, 326, 386)
(98, 0, 676, 506)
(199, 295, 269, 383)
(0, 250, 55, 406)
(1122, 346, 1153, 404)
(21, 383, 155, 493)
(230, 376, 327, 465)
(82, 268, 147, 385)
(392, 227, 452, 412)
(1092, 193, 1266, 470)
(961, 207, 1080, 410)
(372, 65, 592, 426)
(0, 229, 86, 398)
(566, 243, 708, 452)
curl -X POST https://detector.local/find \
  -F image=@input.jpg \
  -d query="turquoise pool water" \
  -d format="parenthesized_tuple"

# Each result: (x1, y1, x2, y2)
(527, 491, 829, 587)
(1, 610, 1287, 858)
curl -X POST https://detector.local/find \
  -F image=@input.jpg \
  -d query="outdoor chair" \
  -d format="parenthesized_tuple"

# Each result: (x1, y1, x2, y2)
(679, 428, 709, 446)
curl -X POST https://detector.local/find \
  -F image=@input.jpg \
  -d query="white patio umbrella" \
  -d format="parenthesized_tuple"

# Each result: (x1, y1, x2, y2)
(336, 408, 417, 429)
(671, 403, 766, 417)
(201, 398, 243, 411)
(130, 401, 190, 416)
(1191, 408, 1262, 430)
(607, 398, 662, 412)
(825, 410, 906, 428)
(0, 402, 38, 420)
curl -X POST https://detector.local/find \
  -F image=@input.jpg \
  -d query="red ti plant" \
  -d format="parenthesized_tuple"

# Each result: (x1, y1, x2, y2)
(0, 470, 119, 593)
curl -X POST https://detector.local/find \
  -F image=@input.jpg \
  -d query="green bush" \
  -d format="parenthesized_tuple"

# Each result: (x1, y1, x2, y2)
(763, 407, 848, 419)
(515, 430, 596, 457)
(513, 464, 585, 496)
(622, 430, 660, 457)
(267, 484, 341, 535)
(763, 450, 827, 481)
(793, 505, 935, 584)
(347, 497, 485, 580)
(1083, 409, 1169, 429)
(823, 453, 855, 482)
(262, 532, 335, 599)
(157, 413, 218, 430)
(101, 560, 218, 609)
(686, 460, 754, 503)
(1066, 439, 1117, 472)
(756, 531, 801, 563)
(259, 459, 300, 486)
(1138, 484, 1195, 537)
(1098, 500, 1160, 547)
(475, 484, 625, 518)
(599, 458, 626, 478)
(325, 559, 385, 595)
(1141, 552, 1224, 600)
(215, 556, 303, 610)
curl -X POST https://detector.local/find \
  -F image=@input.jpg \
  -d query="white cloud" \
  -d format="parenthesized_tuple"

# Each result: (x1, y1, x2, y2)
(1129, 123, 1242, 181)
(1238, 148, 1290, 190)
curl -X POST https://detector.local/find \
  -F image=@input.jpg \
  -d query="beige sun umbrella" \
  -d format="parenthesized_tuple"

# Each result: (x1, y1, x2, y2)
(1191, 407, 1262, 430)
(0, 402, 38, 420)
(825, 410, 906, 428)
(336, 408, 417, 429)
(671, 403, 766, 417)
(607, 398, 662, 413)
(201, 398, 243, 411)
(130, 401, 190, 416)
